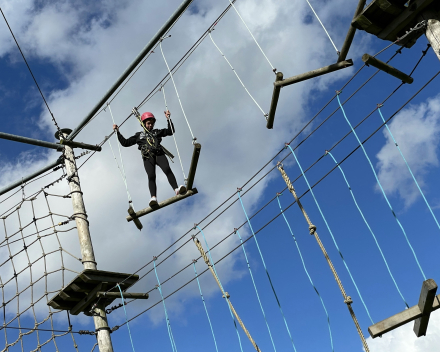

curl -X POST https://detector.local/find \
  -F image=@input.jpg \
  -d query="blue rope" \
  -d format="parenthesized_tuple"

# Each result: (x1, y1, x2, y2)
(378, 105, 440, 232)
(192, 261, 219, 352)
(237, 191, 297, 352)
(286, 144, 374, 324)
(153, 259, 178, 352)
(235, 229, 277, 352)
(326, 151, 409, 308)
(116, 284, 136, 352)
(195, 225, 244, 352)
(276, 194, 334, 352)
(336, 94, 426, 280)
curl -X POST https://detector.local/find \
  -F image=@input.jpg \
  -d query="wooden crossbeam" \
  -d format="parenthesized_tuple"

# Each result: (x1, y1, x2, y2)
(362, 54, 414, 83)
(186, 143, 201, 190)
(369, 279, 439, 338)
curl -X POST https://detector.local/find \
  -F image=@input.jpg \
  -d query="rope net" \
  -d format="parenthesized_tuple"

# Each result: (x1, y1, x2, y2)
(0, 174, 90, 351)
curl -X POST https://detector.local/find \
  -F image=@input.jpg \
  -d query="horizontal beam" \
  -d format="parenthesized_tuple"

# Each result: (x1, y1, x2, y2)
(126, 188, 198, 221)
(186, 143, 201, 190)
(59, 139, 102, 151)
(67, 0, 194, 140)
(0, 158, 63, 197)
(96, 292, 149, 300)
(266, 71, 284, 130)
(414, 279, 438, 337)
(362, 54, 414, 84)
(0, 132, 63, 151)
(275, 60, 354, 88)
(369, 293, 440, 338)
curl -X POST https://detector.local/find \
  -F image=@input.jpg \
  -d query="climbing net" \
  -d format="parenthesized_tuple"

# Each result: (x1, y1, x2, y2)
(0, 171, 95, 352)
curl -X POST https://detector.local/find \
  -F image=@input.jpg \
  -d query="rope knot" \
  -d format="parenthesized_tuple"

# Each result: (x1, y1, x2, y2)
(344, 296, 353, 304)
(222, 292, 230, 299)
(335, 90, 342, 95)
(377, 103, 384, 108)
(272, 68, 277, 73)
(276, 192, 282, 197)
(153, 256, 157, 261)
(192, 259, 197, 263)
(193, 223, 198, 230)
(237, 187, 242, 193)
(324, 150, 329, 155)
(309, 224, 317, 235)
(284, 142, 290, 149)
(276, 161, 283, 169)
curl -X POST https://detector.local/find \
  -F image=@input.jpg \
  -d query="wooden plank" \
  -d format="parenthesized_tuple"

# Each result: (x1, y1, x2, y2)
(128, 205, 143, 230)
(362, 54, 414, 83)
(70, 282, 95, 293)
(369, 293, 440, 338)
(378, 0, 434, 41)
(414, 279, 438, 337)
(70, 283, 102, 315)
(58, 290, 83, 302)
(80, 273, 138, 286)
(126, 188, 198, 221)
(186, 144, 201, 190)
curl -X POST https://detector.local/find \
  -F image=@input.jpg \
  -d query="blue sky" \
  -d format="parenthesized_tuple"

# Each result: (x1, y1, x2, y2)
(1, 0, 440, 351)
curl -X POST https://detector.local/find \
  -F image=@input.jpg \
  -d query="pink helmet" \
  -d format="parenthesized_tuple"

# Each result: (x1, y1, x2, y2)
(141, 112, 155, 122)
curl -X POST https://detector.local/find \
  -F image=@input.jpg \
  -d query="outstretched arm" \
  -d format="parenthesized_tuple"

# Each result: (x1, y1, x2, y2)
(113, 124, 138, 147)
(156, 110, 175, 137)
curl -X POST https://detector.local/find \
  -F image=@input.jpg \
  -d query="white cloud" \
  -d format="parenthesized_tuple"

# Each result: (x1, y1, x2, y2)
(367, 310, 440, 352)
(376, 94, 440, 207)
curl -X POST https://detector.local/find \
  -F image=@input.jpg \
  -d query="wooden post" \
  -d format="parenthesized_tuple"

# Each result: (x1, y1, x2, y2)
(266, 72, 284, 130)
(56, 128, 114, 352)
(362, 54, 414, 83)
(419, 9, 440, 62)
(186, 143, 201, 190)
(338, 0, 367, 62)
(368, 279, 439, 338)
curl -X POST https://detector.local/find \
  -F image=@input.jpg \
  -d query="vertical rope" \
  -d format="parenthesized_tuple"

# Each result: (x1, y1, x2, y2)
(377, 105, 440, 232)
(153, 259, 178, 352)
(209, 31, 268, 120)
(235, 229, 277, 352)
(194, 226, 246, 352)
(276, 163, 370, 352)
(326, 151, 409, 308)
(117, 284, 136, 352)
(276, 194, 334, 352)
(304, 0, 339, 54)
(336, 93, 426, 280)
(161, 86, 187, 180)
(237, 191, 297, 352)
(192, 261, 219, 352)
(106, 104, 133, 205)
(226, 0, 276, 71)
(286, 145, 374, 324)
(159, 39, 196, 141)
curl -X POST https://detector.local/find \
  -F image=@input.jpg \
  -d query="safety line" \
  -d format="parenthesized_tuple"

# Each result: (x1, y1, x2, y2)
(195, 225, 245, 352)
(209, 31, 268, 120)
(377, 106, 440, 233)
(192, 261, 219, 352)
(276, 194, 334, 352)
(159, 39, 196, 141)
(304, 0, 339, 54)
(287, 145, 374, 324)
(106, 104, 133, 205)
(153, 259, 178, 352)
(325, 151, 409, 308)
(237, 191, 297, 352)
(227, 0, 276, 71)
(336, 94, 426, 280)
(161, 86, 187, 180)
(117, 284, 136, 352)
(235, 229, 277, 352)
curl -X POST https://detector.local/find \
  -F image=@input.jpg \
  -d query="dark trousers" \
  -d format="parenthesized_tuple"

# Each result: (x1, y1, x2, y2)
(143, 154, 178, 197)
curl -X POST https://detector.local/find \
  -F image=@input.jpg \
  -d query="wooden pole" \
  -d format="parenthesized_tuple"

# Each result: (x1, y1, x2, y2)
(362, 54, 414, 84)
(266, 72, 284, 130)
(186, 143, 201, 190)
(338, 0, 367, 62)
(57, 128, 114, 352)
(419, 9, 440, 62)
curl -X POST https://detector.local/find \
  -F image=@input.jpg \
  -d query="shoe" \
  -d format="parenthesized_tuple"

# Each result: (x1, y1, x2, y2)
(175, 185, 187, 195)
(149, 197, 158, 207)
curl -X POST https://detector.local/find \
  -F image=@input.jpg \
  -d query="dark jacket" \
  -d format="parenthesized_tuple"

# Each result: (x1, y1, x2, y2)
(117, 120, 174, 159)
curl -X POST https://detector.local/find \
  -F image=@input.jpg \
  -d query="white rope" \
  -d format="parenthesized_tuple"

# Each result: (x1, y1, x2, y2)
(209, 31, 268, 120)
(161, 86, 187, 180)
(106, 104, 133, 205)
(227, 0, 276, 71)
(159, 38, 196, 141)
(304, 0, 339, 54)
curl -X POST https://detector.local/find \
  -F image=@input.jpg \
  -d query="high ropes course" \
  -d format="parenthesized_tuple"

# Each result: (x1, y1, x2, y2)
(1, 0, 440, 351)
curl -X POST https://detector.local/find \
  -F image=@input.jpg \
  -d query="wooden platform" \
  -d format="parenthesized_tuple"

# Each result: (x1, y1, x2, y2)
(47, 269, 139, 315)
(352, 0, 435, 47)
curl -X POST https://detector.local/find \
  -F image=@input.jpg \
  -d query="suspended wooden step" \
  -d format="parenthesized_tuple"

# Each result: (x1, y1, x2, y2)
(362, 53, 414, 83)
(47, 269, 148, 316)
(128, 204, 143, 230)
(126, 188, 198, 222)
